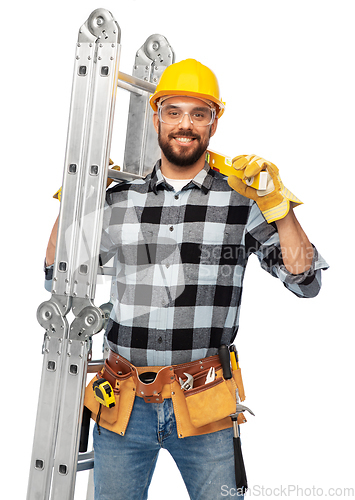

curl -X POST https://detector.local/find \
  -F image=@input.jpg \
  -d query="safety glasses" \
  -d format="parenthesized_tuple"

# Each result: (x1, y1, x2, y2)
(157, 102, 216, 127)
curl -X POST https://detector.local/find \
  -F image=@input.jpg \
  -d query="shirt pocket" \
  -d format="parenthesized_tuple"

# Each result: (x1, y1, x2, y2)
(120, 227, 153, 282)
(186, 227, 229, 283)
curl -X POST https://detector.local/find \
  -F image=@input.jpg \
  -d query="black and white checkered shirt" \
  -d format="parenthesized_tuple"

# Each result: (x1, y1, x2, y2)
(98, 160, 328, 366)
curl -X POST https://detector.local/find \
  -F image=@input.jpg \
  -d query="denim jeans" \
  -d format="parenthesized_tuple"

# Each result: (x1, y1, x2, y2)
(93, 396, 243, 499)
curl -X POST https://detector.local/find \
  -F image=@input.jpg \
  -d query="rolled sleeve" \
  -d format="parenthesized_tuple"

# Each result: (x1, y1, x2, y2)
(246, 203, 329, 299)
(275, 246, 329, 298)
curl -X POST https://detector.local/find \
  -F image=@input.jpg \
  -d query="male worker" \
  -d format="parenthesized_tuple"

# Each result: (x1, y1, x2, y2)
(45, 59, 328, 499)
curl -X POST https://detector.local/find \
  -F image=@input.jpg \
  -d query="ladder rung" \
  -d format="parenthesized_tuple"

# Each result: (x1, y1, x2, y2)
(77, 451, 95, 472)
(87, 359, 105, 373)
(118, 71, 156, 94)
(98, 266, 116, 276)
(108, 167, 144, 182)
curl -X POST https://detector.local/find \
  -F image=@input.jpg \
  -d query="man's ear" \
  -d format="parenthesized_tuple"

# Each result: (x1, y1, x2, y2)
(153, 113, 159, 134)
(210, 117, 218, 138)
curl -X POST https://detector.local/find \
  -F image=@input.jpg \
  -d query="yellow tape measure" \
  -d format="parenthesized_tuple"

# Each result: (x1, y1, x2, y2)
(93, 378, 116, 408)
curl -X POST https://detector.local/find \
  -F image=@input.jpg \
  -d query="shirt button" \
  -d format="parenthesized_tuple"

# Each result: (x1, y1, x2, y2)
(157, 337, 163, 343)
(174, 194, 179, 200)
(165, 263, 170, 268)
(169, 226, 174, 231)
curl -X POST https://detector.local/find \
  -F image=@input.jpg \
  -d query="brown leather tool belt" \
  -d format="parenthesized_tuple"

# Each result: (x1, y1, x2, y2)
(84, 350, 247, 437)
(103, 350, 222, 403)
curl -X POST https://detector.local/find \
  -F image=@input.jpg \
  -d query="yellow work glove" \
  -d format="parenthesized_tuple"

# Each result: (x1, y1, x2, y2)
(227, 154, 302, 223)
(53, 159, 119, 201)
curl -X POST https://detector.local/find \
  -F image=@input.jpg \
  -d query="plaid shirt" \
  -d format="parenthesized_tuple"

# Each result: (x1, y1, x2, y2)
(98, 160, 328, 366)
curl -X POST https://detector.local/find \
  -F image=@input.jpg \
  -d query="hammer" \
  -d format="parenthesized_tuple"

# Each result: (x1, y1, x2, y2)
(231, 404, 255, 494)
(218, 345, 254, 495)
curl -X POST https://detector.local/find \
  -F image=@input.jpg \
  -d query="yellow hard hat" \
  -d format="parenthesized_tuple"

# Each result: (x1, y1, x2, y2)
(150, 58, 225, 118)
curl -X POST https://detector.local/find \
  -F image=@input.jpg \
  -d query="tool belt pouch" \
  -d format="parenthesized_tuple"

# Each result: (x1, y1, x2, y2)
(84, 358, 134, 426)
(85, 374, 119, 425)
(184, 370, 236, 428)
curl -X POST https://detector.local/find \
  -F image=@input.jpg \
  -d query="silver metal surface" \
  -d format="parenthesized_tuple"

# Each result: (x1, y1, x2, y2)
(107, 167, 143, 182)
(77, 451, 95, 472)
(87, 359, 105, 373)
(28, 9, 175, 500)
(118, 70, 156, 94)
(123, 34, 174, 176)
(27, 9, 120, 500)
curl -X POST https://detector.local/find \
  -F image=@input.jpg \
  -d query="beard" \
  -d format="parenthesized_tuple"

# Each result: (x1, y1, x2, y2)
(158, 124, 211, 167)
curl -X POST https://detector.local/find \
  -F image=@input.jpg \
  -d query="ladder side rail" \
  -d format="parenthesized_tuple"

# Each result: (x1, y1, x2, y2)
(71, 36, 121, 301)
(123, 35, 175, 177)
(49, 11, 121, 499)
(52, 30, 97, 300)
(27, 9, 121, 500)
(27, 304, 69, 500)
(27, 26, 98, 500)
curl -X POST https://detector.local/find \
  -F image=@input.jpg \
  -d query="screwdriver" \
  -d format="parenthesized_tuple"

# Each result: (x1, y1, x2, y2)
(229, 344, 239, 370)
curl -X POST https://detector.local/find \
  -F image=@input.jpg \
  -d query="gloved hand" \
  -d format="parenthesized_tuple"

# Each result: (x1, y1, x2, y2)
(227, 154, 302, 223)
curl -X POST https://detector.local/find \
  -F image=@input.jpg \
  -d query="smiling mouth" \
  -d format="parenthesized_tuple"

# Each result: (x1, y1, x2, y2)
(174, 137, 195, 144)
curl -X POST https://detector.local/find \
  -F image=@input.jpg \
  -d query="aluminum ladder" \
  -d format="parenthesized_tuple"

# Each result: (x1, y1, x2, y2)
(27, 8, 174, 499)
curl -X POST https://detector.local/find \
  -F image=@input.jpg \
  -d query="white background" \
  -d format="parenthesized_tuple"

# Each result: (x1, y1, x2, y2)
(1, 1, 354, 498)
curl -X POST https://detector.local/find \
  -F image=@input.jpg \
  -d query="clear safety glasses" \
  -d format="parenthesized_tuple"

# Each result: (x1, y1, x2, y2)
(157, 103, 216, 127)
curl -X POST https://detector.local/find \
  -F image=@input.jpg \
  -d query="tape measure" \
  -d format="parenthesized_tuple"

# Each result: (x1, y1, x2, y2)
(93, 378, 116, 408)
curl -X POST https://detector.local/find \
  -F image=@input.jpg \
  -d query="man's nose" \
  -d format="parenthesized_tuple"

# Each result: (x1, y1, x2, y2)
(178, 112, 193, 129)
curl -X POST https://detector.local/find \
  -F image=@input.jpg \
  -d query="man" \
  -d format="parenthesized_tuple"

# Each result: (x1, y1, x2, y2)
(45, 59, 328, 499)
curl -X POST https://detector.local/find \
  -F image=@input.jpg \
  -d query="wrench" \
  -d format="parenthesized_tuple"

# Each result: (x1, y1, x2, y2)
(179, 373, 194, 390)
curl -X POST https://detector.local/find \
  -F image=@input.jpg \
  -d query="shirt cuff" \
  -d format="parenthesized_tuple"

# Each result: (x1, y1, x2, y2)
(277, 245, 329, 285)
(44, 259, 54, 292)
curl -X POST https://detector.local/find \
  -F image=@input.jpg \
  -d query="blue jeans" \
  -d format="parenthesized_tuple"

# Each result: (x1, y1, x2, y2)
(93, 396, 243, 499)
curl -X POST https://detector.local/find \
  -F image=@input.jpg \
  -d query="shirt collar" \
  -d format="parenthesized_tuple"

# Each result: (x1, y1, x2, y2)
(149, 159, 215, 195)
